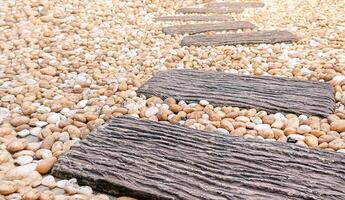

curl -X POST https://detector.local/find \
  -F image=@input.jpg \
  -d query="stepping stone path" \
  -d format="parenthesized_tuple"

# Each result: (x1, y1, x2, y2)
(137, 70, 335, 117)
(155, 15, 233, 22)
(176, 7, 244, 14)
(163, 21, 256, 35)
(157, 1, 298, 46)
(181, 30, 298, 46)
(53, 116, 345, 200)
(205, 1, 265, 8)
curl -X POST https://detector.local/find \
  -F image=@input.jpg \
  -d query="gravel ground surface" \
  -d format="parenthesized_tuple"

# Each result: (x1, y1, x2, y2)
(0, 0, 345, 199)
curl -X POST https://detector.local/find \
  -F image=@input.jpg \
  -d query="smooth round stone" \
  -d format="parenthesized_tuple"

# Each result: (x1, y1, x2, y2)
(35, 121, 48, 128)
(254, 124, 271, 132)
(78, 186, 93, 195)
(216, 128, 229, 134)
(15, 155, 33, 165)
(199, 100, 209, 106)
(297, 125, 312, 134)
(288, 134, 305, 142)
(41, 175, 55, 186)
(30, 127, 42, 136)
(274, 113, 286, 121)
(47, 113, 61, 124)
(57, 180, 69, 188)
(18, 129, 30, 137)
(1, 95, 16, 102)
(77, 100, 88, 108)
(250, 116, 262, 125)
(6, 163, 37, 180)
(298, 114, 308, 120)
(37, 106, 51, 114)
(145, 107, 159, 118)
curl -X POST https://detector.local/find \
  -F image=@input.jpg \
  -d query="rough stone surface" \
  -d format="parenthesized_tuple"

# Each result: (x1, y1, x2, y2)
(53, 116, 345, 200)
(138, 70, 335, 117)
(181, 30, 298, 46)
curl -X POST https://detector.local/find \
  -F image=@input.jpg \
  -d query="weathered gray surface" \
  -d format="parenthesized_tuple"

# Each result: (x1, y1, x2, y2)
(163, 21, 256, 35)
(137, 70, 335, 117)
(181, 30, 298, 46)
(176, 7, 244, 14)
(156, 15, 233, 22)
(206, 1, 265, 8)
(53, 116, 345, 200)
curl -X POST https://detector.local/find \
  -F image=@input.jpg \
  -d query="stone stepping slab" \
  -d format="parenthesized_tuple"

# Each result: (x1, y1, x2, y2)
(53, 116, 345, 199)
(163, 21, 256, 35)
(206, 1, 265, 8)
(176, 7, 244, 14)
(181, 30, 298, 46)
(156, 15, 233, 22)
(137, 70, 335, 117)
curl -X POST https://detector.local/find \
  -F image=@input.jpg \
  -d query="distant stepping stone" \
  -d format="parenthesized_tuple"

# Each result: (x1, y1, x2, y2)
(163, 21, 256, 35)
(206, 1, 265, 8)
(176, 7, 244, 14)
(156, 15, 233, 22)
(181, 30, 298, 46)
(137, 70, 335, 117)
(53, 116, 345, 199)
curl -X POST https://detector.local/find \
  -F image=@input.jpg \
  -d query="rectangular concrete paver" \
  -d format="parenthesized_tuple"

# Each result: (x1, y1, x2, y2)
(163, 21, 256, 35)
(181, 30, 298, 46)
(206, 1, 265, 8)
(156, 15, 233, 22)
(53, 116, 345, 200)
(137, 69, 335, 117)
(176, 7, 244, 14)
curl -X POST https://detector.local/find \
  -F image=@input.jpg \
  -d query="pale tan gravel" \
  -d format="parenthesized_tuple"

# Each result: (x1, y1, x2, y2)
(0, 0, 345, 199)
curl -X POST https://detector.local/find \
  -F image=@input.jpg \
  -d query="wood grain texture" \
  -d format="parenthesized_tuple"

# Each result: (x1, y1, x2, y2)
(181, 30, 298, 46)
(156, 15, 233, 22)
(137, 70, 335, 117)
(176, 7, 244, 14)
(163, 21, 256, 35)
(206, 1, 265, 8)
(53, 116, 345, 200)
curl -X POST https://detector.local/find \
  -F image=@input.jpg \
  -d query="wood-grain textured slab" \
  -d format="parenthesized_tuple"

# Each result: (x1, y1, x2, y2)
(53, 116, 345, 200)
(137, 70, 335, 117)
(181, 30, 298, 46)
(156, 15, 233, 22)
(206, 1, 265, 8)
(176, 7, 244, 14)
(163, 21, 256, 35)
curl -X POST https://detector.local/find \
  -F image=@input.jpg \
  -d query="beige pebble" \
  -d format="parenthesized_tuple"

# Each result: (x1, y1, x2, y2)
(10, 116, 30, 127)
(330, 120, 345, 132)
(304, 134, 318, 147)
(66, 125, 81, 138)
(7, 139, 27, 153)
(40, 135, 56, 150)
(318, 135, 335, 143)
(36, 157, 57, 174)
(22, 189, 40, 200)
(0, 127, 13, 137)
(329, 138, 345, 151)
(230, 127, 246, 137)
(0, 181, 17, 195)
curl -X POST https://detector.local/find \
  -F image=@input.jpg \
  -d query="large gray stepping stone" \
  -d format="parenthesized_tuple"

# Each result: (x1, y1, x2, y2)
(176, 7, 244, 14)
(181, 30, 298, 46)
(156, 15, 233, 22)
(163, 21, 256, 35)
(53, 116, 345, 200)
(137, 70, 335, 117)
(206, 1, 265, 8)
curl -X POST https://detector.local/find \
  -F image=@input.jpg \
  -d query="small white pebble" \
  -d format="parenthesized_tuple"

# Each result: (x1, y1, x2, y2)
(199, 100, 209, 106)
(18, 129, 30, 137)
